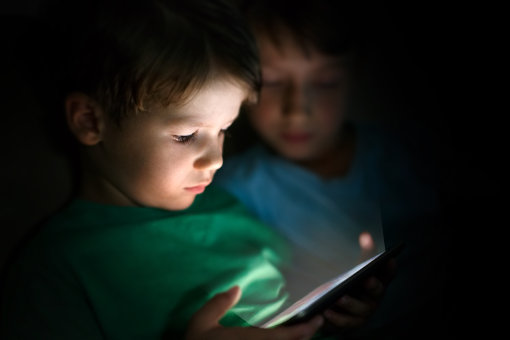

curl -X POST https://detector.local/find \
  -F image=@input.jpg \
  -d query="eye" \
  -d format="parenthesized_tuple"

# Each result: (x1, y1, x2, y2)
(262, 80, 284, 88)
(312, 80, 343, 89)
(172, 132, 197, 144)
(312, 74, 345, 89)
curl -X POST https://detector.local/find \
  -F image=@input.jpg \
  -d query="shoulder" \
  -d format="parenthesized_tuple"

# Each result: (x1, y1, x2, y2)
(354, 120, 439, 168)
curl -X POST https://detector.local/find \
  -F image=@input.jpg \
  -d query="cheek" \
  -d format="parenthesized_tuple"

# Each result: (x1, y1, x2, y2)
(148, 147, 189, 175)
(313, 103, 346, 141)
(249, 100, 281, 133)
(123, 138, 182, 183)
(314, 93, 346, 124)
(130, 147, 191, 198)
(124, 149, 165, 187)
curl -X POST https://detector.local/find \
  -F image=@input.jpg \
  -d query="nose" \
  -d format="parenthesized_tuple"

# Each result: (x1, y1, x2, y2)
(283, 83, 310, 120)
(193, 139, 223, 171)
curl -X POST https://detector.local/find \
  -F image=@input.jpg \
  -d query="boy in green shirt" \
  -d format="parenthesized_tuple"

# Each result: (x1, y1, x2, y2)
(0, 0, 323, 338)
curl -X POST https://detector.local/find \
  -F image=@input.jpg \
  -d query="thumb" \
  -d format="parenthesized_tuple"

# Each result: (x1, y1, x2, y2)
(358, 231, 376, 262)
(188, 286, 241, 334)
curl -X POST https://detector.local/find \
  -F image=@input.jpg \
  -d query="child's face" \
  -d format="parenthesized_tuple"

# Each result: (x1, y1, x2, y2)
(249, 31, 350, 161)
(92, 79, 246, 210)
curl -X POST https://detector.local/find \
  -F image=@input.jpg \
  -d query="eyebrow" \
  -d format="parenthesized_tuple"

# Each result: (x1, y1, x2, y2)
(262, 57, 346, 73)
(166, 115, 237, 129)
(166, 116, 209, 128)
(314, 59, 347, 72)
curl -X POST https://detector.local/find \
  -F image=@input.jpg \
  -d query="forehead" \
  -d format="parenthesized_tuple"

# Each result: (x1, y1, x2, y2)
(256, 29, 347, 73)
(163, 78, 249, 123)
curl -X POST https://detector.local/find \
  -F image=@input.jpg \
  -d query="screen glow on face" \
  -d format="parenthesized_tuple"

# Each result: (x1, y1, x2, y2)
(91, 79, 247, 210)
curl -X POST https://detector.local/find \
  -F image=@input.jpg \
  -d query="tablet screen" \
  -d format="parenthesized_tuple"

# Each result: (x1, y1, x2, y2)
(261, 251, 384, 328)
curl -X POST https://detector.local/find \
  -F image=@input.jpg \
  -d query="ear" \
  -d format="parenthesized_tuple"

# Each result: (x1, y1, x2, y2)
(65, 92, 105, 146)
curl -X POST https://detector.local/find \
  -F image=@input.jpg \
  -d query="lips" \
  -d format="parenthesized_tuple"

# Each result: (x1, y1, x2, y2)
(185, 185, 207, 194)
(185, 180, 212, 194)
(281, 132, 312, 143)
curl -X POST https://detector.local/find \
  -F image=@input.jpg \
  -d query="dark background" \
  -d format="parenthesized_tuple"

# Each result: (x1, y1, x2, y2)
(1, 1, 503, 336)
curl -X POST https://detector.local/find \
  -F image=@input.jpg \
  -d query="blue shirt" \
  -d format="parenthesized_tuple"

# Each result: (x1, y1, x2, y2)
(215, 122, 442, 332)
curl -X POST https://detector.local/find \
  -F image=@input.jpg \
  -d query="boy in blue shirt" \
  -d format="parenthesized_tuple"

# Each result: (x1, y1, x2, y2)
(216, 0, 444, 337)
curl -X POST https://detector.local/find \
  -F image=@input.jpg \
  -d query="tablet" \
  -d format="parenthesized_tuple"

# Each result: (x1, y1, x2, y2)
(260, 242, 405, 328)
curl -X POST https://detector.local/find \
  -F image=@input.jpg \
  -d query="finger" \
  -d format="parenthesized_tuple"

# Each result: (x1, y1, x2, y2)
(359, 231, 375, 251)
(323, 309, 365, 328)
(276, 315, 324, 340)
(364, 276, 385, 299)
(187, 286, 241, 336)
(358, 231, 376, 262)
(336, 295, 375, 317)
(382, 258, 398, 283)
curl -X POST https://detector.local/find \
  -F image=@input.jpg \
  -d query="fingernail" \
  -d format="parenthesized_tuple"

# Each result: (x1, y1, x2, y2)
(227, 285, 239, 296)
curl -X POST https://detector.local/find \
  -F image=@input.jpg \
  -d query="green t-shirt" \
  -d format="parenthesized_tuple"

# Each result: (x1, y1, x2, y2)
(1, 186, 291, 339)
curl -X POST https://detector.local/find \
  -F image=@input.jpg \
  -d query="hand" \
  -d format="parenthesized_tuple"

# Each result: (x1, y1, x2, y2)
(323, 258, 397, 329)
(185, 286, 324, 340)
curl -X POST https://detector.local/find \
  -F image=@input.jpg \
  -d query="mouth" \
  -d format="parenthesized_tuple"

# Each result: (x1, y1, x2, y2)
(185, 185, 207, 194)
(185, 180, 212, 194)
(281, 132, 312, 143)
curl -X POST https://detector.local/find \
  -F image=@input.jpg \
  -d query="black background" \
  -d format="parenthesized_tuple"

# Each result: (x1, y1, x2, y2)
(0, 1, 503, 337)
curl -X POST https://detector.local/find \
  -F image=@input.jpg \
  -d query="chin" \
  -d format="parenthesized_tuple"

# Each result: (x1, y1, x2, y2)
(173, 200, 195, 211)
(155, 197, 196, 211)
(278, 148, 316, 162)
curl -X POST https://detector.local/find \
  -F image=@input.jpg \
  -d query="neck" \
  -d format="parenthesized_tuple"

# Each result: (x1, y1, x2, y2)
(77, 154, 137, 206)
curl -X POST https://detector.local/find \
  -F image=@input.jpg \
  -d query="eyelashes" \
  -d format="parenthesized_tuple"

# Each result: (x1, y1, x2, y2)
(172, 130, 229, 145)
(172, 132, 197, 144)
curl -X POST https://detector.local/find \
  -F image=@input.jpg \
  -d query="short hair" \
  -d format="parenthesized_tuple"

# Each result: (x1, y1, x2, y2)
(45, 0, 260, 124)
(236, 0, 358, 57)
